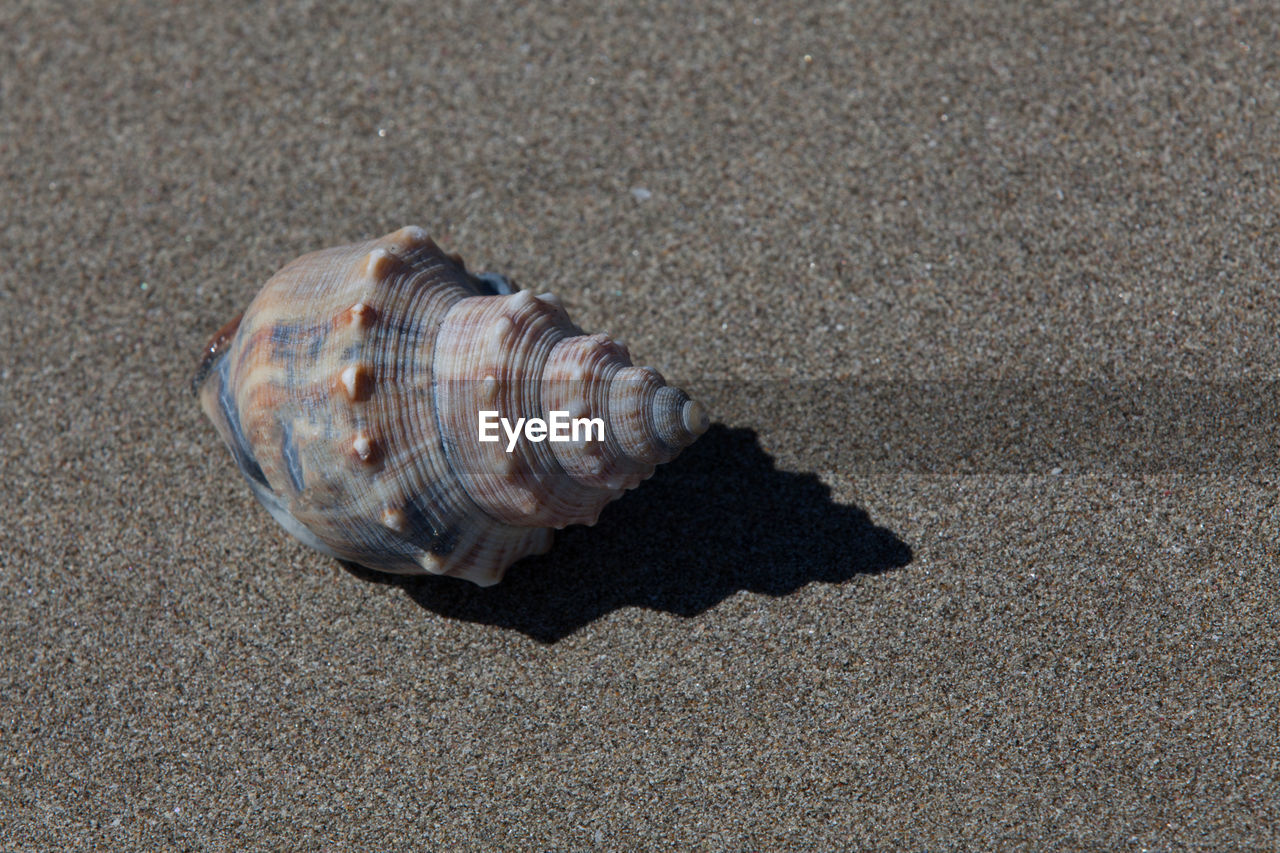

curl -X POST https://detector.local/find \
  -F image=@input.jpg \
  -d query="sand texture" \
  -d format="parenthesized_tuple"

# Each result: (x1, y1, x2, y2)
(2, 1, 1278, 849)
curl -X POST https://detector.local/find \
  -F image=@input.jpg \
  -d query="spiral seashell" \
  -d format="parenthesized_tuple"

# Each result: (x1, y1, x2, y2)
(194, 226, 708, 586)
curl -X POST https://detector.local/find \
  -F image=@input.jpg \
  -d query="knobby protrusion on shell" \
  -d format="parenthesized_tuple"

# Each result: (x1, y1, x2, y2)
(194, 226, 708, 586)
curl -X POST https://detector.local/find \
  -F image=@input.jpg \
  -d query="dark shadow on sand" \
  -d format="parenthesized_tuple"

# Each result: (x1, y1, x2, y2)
(344, 424, 912, 643)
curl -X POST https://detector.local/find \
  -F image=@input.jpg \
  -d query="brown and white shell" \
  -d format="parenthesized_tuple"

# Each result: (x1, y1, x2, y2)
(193, 226, 708, 586)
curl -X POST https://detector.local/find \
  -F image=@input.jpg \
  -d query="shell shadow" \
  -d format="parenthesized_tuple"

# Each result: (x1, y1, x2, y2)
(346, 424, 912, 643)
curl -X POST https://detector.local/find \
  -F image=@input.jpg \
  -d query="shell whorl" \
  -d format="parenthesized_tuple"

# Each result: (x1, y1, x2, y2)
(195, 226, 708, 586)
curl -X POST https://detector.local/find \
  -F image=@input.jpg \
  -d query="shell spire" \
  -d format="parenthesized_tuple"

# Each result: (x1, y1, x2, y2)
(194, 226, 708, 586)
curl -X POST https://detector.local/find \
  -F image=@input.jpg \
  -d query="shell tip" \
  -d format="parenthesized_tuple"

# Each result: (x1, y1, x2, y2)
(683, 399, 710, 437)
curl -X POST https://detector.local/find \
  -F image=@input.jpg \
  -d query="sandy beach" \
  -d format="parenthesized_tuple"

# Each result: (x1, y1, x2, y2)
(2, 1, 1277, 848)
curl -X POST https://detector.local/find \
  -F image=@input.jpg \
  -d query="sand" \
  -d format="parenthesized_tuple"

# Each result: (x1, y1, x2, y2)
(2, 1, 1277, 848)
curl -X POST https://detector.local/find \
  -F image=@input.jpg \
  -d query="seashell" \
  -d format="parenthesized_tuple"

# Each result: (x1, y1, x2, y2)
(193, 226, 708, 586)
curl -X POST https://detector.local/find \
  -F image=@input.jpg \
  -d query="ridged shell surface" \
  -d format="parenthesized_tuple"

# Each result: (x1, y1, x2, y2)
(195, 226, 708, 586)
